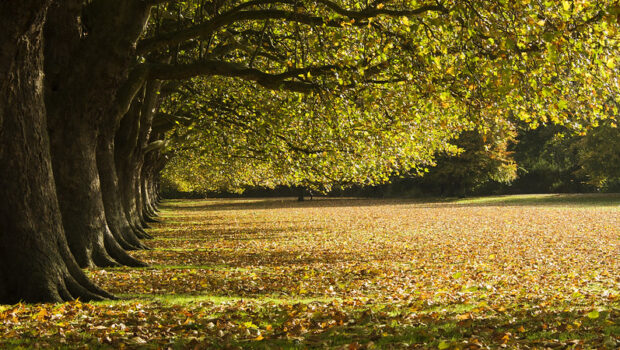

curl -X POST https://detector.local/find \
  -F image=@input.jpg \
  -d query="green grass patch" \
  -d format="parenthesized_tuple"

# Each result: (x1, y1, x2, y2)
(454, 193, 620, 207)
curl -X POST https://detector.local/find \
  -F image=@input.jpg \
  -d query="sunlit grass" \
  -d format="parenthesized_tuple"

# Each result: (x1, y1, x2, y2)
(95, 293, 339, 307)
(454, 193, 620, 207)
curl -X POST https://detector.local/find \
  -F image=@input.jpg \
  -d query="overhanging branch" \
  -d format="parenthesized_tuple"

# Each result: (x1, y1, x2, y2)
(149, 60, 329, 92)
(114, 64, 149, 122)
(315, 0, 447, 19)
(137, 3, 447, 54)
(137, 10, 326, 54)
(143, 140, 168, 153)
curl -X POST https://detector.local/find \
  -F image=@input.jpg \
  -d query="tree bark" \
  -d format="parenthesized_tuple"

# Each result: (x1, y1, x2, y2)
(116, 100, 153, 239)
(152, 153, 169, 203)
(0, 0, 111, 303)
(116, 79, 162, 236)
(98, 124, 151, 251)
(134, 162, 149, 228)
(148, 158, 162, 211)
(47, 124, 121, 268)
(297, 187, 306, 201)
(43, 0, 152, 267)
(142, 149, 160, 221)
(135, 81, 164, 227)
(97, 71, 151, 251)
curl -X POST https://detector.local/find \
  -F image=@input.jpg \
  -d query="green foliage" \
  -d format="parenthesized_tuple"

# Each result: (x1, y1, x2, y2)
(147, 0, 620, 192)
(161, 77, 461, 193)
(574, 120, 620, 189)
(511, 121, 620, 192)
(416, 129, 517, 196)
(511, 125, 584, 192)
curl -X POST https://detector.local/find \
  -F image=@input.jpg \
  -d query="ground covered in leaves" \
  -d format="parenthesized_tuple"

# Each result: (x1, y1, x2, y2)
(1, 194, 619, 349)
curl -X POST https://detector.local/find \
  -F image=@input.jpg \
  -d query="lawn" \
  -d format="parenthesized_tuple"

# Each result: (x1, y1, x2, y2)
(1, 194, 618, 349)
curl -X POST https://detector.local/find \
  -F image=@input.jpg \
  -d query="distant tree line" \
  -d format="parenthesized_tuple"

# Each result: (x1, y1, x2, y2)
(336, 121, 620, 197)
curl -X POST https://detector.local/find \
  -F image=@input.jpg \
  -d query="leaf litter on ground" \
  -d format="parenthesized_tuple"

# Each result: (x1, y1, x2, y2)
(1, 194, 618, 349)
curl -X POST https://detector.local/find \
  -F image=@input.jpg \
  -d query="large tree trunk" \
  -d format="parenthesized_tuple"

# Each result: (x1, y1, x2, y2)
(134, 161, 149, 228)
(153, 154, 168, 203)
(98, 103, 151, 251)
(142, 148, 161, 221)
(116, 101, 153, 239)
(47, 124, 121, 268)
(147, 158, 162, 213)
(148, 141, 168, 209)
(0, 0, 111, 303)
(47, 120, 145, 267)
(43, 0, 151, 267)
(135, 81, 163, 227)
(116, 79, 162, 236)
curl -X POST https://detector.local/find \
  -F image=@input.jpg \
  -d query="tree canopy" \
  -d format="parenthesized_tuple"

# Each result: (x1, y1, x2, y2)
(158, 0, 620, 193)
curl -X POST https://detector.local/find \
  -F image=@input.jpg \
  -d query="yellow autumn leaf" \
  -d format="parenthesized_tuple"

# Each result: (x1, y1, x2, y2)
(32, 308, 47, 321)
(606, 58, 616, 69)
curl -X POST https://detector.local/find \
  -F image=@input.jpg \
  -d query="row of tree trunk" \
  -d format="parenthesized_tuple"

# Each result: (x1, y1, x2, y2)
(0, 0, 169, 303)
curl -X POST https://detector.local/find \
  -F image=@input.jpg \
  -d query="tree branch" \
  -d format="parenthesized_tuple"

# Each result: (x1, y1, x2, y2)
(143, 140, 167, 153)
(137, 3, 447, 54)
(114, 64, 150, 123)
(149, 60, 333, 92)
(145, 0, 177, 6)
(152, 112, 193, 133)
(315, 0, 447, 19)
(137, 10, 325, 54)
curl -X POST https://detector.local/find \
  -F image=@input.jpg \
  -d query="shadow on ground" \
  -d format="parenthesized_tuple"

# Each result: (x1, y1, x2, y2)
(162, 193, 620, 212)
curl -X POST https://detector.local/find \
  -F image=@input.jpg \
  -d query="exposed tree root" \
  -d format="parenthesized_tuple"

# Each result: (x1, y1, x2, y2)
(103, 232, 148, 268)
(144, 215, 161, 223)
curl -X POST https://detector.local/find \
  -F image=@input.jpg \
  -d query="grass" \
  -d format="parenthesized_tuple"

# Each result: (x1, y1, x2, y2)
(95, 293, 338, 307)
(0, 194, 618, 349)
(453, 193, 620, 207)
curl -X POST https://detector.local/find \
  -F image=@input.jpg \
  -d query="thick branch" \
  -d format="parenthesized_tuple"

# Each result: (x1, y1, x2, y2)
(143, 140, 167, 153)
(152, 112, 193, 133)
(315, 0, 447, 19)
(138, 10, 324, 54)
(146, 0, 176, 5)
(137, 3, 447, 54)
(150, 60, 328, 92)
(114, 64, 150, 122)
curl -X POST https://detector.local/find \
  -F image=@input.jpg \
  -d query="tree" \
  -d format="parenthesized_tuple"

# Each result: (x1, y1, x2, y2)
(511, 120, 620, 193)
(575, 120, 620, 189)
(510, 124, 585, 192)
(0, 0, 111, 303)
(405, 129, 517, 197)
(43, 0, 153, 269)
(1, 0, 619, 303)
